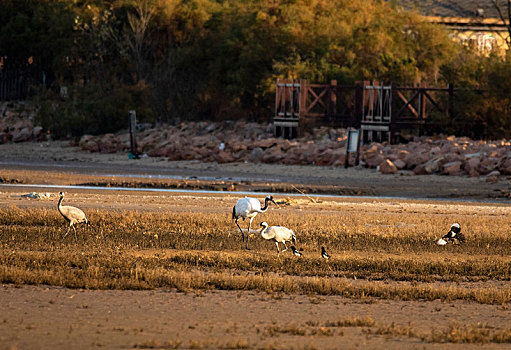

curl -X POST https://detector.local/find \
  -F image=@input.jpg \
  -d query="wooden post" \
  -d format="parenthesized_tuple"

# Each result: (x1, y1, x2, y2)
(298, 79, 307, 137)
(328, 80, 337, 121)
(419, 82, 427, 119)
(129, 110, 139, 159)
(448, 83, 454, 120)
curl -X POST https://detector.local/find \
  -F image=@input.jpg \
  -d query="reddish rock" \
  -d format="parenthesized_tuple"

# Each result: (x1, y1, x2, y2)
(478, 157, 500, 175)
(365, 154, 384, 168)
(404, 151, 429, 169)
(499, 158, 511, 175)
(429, 146, 442, 158)
(215, 151, 235, 163)
(380, 159, 398, 174)
(253, 138, 277, 149)
(397, 150, 409, 160)
(393, 159, 406, 170)
(262, 147, 284, 163)
(81, 140, 100, 152)
(442, 161, 462, 175)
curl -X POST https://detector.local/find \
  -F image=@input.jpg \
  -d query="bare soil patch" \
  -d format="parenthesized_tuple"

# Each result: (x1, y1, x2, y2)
(2, 285, 511, 350)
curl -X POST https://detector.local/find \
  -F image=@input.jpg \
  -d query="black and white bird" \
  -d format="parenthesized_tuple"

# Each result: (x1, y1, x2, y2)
(57, 192, 89, 241)
(232, 195, 277, 249)
(440, 223, 465, 244)
(321, 246, 330, 260)
(259, 222, 296, 255)
(291, 246, 302, 256)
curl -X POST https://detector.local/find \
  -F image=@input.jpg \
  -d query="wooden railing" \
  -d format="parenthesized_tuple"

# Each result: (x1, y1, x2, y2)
(274, 79, 459, 141)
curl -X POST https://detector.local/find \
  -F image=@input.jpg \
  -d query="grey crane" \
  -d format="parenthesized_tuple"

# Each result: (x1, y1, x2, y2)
(232, 195, 277, 249)
(259, 221, 296, 255)
(57, 191, 89, 241)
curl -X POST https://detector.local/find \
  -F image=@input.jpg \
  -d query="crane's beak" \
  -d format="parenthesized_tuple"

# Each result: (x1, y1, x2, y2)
(271, 199, 279, 208)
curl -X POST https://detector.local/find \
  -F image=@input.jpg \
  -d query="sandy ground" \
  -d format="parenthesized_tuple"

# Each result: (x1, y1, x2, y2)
(1, 141, 511, 349)
(2, 285, 511, 350)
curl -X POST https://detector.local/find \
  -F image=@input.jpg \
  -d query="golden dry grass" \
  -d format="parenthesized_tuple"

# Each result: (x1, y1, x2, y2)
(1, 200, 511, 304)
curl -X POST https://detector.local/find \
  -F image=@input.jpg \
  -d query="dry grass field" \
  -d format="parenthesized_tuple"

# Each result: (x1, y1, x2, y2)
(1, 186, 511, 349)
(1, 141, 511, 349)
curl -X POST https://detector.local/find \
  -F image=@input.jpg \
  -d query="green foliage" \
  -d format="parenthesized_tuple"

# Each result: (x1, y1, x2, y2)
(36, 81, 154, 138)
(2, 0, 511, 138)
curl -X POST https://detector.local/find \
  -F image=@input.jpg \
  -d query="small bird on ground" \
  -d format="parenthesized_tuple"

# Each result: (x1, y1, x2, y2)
(441, 223, 465, 244)
(291, 246, 302, 256)
(321, 246, 330, 260)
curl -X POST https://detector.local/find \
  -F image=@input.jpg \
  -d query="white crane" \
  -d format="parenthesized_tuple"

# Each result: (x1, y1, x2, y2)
(259, 221, 296, 255)
(57, 191, 89, 241)
(232, 195, 277, 249)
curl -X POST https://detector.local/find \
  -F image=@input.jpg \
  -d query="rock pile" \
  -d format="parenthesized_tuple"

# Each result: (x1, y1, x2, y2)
(1, 100, 509, 178)
(78, 121, 511, 178)
(0, 101, 45, 143)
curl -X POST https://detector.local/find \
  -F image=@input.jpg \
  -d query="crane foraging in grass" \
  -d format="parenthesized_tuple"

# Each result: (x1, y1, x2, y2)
(259, 221, 296, 255)
(57, 191, 89, 241)
(232, 195, 277, 249)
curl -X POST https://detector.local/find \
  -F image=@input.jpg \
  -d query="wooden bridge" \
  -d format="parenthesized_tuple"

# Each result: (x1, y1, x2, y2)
(274, 78, 456, 143)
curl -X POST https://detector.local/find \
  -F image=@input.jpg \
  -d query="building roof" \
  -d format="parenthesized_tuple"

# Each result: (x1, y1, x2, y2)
(395, 0, 509, 19)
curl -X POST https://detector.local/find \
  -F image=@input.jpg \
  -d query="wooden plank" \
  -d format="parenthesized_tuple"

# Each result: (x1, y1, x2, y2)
(396, 90, 419, 118)
(305, 87, 328, 113)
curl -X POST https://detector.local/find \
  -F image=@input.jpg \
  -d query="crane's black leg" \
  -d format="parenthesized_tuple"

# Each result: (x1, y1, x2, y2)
(282, 242, 288, 252)
(235, 218, 245, 242)
(246, 219, 253, 250)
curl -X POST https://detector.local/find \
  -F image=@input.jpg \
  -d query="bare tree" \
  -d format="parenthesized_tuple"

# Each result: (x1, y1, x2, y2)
(127, 0, 155, 82)
(490, 0, 511, 49)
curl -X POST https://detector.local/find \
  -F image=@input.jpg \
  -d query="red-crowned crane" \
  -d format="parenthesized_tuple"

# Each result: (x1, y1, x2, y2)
(57, 191, 89, 241)
(259, 221, 296, 255)
(232, 195, 277, 249)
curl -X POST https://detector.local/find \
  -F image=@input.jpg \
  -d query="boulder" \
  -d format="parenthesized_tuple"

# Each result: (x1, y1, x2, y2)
(366, 154, 384, 168)
(442, 161, 462, 175)
(393, 159, 406, 170)
(499, 158, 511, 175)
(249, 147, 264, 163)
(380, 159, 398, 174)
(12, 127, 31, 142)
(478, 157, 500, 175)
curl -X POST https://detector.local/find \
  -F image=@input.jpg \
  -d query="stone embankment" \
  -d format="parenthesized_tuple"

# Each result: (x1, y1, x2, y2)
(1, 101, 510, 178)
(78, 121, 511, 179)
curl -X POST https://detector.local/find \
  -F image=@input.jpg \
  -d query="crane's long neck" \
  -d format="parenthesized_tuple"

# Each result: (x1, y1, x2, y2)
(58, 196, 64, 214)
(259, 199, 270, 212)
(260, 224, 273, 240)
